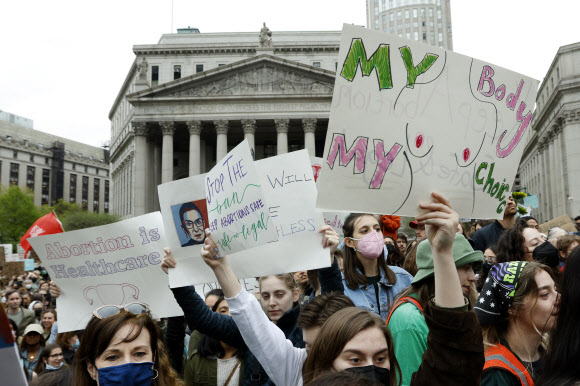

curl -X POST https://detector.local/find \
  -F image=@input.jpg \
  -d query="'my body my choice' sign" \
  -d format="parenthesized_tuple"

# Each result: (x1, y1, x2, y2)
(316, 24, 539, 219)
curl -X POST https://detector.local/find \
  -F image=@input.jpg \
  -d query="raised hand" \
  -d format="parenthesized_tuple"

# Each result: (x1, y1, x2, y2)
(416, 192, 459, 253)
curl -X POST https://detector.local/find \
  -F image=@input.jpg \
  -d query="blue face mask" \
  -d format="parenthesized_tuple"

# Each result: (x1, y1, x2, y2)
(97, 361, 155, 386)
(46, 362, 63, 371)
(72, 338, 80, 351)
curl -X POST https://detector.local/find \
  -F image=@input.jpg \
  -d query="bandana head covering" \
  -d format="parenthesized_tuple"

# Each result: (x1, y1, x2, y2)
(474, 261, 529, 325)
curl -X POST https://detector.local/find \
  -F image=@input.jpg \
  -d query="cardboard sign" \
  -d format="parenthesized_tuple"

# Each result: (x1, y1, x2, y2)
(0, 305, 27, 386)
(24, 259, 35, 271)
(2, 262, 25, 279)
(538, 215, 576, 234)
(205, 140, 278, 254)
(159, 150, 330, 287)
(28, 213, 183, 333)
(316, 24, 539, 219)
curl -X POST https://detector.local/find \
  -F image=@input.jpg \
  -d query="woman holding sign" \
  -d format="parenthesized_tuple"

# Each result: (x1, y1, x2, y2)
(341, 214, 413, 320)
(198, 192, 484, 385)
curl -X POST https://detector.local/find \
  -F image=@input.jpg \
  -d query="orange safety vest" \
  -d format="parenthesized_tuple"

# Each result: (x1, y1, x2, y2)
(385, 296, 423, 326)
(483, 344, 534, 386)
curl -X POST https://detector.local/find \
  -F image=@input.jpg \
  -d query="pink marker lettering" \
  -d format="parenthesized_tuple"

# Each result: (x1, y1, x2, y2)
(370, 141, 402, 189)
(478, 66, 495, 97)
(326, 134, 368, 174)
(496, 102, 533, 158)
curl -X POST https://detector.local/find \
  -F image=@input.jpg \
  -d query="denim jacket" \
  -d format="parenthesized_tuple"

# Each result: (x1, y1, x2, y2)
(342, 265, 413, 321)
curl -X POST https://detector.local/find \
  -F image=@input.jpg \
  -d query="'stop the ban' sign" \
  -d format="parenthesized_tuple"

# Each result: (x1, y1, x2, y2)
(316, 24, 539, 219)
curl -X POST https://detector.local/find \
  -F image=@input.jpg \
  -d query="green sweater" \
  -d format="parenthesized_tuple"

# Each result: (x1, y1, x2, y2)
(387, 297, 428, 386)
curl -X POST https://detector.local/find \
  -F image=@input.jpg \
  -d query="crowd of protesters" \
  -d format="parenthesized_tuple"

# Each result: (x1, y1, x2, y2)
(1, 194, 579, 385)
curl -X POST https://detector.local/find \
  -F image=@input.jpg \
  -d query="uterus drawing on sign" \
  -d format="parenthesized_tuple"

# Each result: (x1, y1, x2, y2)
(83, 283, 140, 306)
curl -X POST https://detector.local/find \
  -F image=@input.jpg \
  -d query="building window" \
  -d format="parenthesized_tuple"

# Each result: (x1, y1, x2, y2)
(104, 180, 110, 213)
(398, 24, 402, 31)
(431, 31, 435, 41)
(13, 150, 17, 159)
(423, 31, 427, 40)
(390, 12, 394, 21)
(82, 176, 89, 210)
(72, 163, 76, 171)
(421, 7, 425, 17)
(436, 0, 440, 5)
(45, 157, 49, 165)
(389, 0, 394, 7)
(438, 22, 442, 29)
(335, 62, 339, 71)
(414, 31, 419, 40)
(405, 22, 410, 29)
(26, 166, 35, 191)
(437, 9, 441, 19)
(375, 20, 379, 29)
(405, 9, 409, 18)
(151, 66, 159, 86)
(382, 14, 387, 25)
(29, 154, 34, 162)
(70, 174, 77, 203)
(218, 63, 226, 67)
(42, 169, 50, 205)
(196, 64, 204, 73)
(413, 8, 418, 17)
(173, 65, 181, 80)
(85, 165, 88, 173)
(9, 163, 19, 186)
(414, 21, 418, 27)
(396, 0, 401, 6)
(93, 178, 100, 213)
(406, 32, 411, 39)
(397, 10, 401, 20)
(429, 7, 433, 17)
(430, 21, 434, 27)
(313, 62, 321, 68)
(439, 32, 443, 42)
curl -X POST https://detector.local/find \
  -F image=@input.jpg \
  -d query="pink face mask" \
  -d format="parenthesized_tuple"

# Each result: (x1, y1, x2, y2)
(349, 231, 384, 259)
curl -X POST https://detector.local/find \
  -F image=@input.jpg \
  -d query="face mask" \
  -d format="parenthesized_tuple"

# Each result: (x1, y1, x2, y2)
(97, 361, 155, 386)
(25, 285, 32, 290)
(35, 309, 42, 317)
(72, 338, 80, 351)
(532, 241, 560, 267)
(349, 231, 384, 259)
(344, 365, 390, 385)
(46, 362, 63, 370)
(386, 243, 395, 255)
(31, 277, 38, 283)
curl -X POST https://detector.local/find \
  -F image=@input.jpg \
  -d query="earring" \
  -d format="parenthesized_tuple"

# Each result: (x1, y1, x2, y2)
(152, 369, 159, 380)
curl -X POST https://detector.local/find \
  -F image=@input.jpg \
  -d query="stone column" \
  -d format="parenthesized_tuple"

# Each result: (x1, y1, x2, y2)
(187, 120, 202, 176)
(153, 142, 162, 211)
(160, 121, 175, 184)
(275, 119, 290, 155)
(214, 120, 229, 161)
(302, 118, 317, 156)
(554, 125, 566, 215)
(133, 122, 148, 216)
(241, 119, 257, 154)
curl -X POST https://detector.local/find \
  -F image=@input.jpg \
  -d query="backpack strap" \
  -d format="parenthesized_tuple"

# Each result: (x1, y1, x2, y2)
(484, 344, 534, 386)
(386, 296, 423, 326)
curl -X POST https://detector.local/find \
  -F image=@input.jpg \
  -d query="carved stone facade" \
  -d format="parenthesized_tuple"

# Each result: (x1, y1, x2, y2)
(109, 29, 339, 217)
(518, 42, 580, 222)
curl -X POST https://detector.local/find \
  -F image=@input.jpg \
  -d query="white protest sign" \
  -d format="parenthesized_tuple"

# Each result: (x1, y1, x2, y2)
(159, 150, 330, 287)
(316, 24, 539, 219)
(28, 212, 183, 333)
(205, 140, 278, 254)
(0, 306, 27, 386)
(194, 278, 259, 300)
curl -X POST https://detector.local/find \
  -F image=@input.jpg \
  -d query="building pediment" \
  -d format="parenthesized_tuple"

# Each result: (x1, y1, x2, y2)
(126, 55, 335, 101)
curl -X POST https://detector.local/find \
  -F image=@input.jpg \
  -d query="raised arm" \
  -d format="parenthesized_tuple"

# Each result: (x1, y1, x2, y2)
(317, 225, 344, 294)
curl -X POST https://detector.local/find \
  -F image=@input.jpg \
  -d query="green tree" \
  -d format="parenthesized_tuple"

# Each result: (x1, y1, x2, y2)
(0, 186, 40, 243)
(63, 211, 120, 231)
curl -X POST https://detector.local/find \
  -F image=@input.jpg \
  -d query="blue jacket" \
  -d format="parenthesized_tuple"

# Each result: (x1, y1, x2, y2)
(342, 265, 413, 321)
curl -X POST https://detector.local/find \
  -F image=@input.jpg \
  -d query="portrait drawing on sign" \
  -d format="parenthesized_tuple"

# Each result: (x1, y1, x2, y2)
(171, 200, 209, 247)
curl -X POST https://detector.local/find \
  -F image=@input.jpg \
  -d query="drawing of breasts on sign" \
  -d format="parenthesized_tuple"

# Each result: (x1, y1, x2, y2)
(171, 199, 209, 247)
(83, 283, 139, 306)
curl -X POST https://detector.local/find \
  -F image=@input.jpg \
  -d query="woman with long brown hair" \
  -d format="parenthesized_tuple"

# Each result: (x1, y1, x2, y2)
(71, 303, 183, 386)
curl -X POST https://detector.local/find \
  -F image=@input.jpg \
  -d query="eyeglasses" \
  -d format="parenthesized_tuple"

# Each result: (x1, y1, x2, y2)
(93, 302, 150, 319)
(184, 218, 204, 231)
(49, 352, 64, 359)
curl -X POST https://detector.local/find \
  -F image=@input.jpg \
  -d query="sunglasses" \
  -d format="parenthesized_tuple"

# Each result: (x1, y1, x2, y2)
(93, 302, 150, 319)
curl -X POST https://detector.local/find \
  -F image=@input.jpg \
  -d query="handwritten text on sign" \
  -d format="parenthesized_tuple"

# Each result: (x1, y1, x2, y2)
(28, 213, 183, 333)
(315, 24, 539, 219)
(205, 140, 278, 254)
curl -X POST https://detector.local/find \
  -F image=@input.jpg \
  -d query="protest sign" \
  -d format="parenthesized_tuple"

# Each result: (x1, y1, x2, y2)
(24, 259, 35, 271)
(2, 262, 25, 278)
(159, 150, 330, 288)
(523, 194, 539, 209)
(195, 277, 259, 300)
(0, 305, 27, 386)
(205, 140, 278, 254)
(0, 244, 12, 256)
(538, 215, 576, 234)
(5, 254, 20, 262)
(316, 24, 539, 219)
(28, 212, 183, 333)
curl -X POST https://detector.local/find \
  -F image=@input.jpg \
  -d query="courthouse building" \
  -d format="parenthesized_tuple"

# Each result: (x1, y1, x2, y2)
(109, 27, 340, 217)
(517, 42, 580, 222)
(366, 0, 453, 50)
(0, 112, 110, 212)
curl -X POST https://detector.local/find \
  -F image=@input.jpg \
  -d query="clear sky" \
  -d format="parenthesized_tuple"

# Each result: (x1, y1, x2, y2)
(1, 0, 578, 147)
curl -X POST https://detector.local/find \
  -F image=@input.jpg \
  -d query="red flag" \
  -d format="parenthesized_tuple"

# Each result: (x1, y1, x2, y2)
(20, 212, 64, 257)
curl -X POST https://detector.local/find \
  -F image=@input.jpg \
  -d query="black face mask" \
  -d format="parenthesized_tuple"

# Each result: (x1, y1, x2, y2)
(532, 241, 560, 267)
(386, 244, 395, 255)
(34, 309, 42, 317)
(344, 365, 390, 385)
